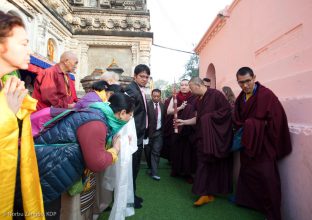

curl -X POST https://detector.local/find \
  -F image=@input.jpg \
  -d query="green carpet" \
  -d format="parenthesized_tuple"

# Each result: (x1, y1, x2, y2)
(99, 159, 264, 220)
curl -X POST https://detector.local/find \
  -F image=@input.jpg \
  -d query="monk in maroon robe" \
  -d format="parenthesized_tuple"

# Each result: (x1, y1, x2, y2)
(161, 96, 174, 161)
(167, 79, 198, 180)
(177, 77, 233, 206)
(233, 67, 292, 220)
(32, 51, 78, 110)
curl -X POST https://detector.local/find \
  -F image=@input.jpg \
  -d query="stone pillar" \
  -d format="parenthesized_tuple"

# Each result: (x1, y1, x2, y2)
(78, 44, 89, 91)
(131, 43, 139, 74)
(66, 38, 79, 52)
(139, 50, 150, 65)
(37, 16, 49, 55)
(139, 41, 151, 66)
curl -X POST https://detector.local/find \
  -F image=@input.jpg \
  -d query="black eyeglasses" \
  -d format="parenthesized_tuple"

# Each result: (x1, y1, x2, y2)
(237, 79, 253, 85)
(138, 74, 149, 79)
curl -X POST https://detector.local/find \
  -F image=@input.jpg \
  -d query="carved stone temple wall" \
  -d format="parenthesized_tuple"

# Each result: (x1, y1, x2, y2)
(1, 0, 153, 91)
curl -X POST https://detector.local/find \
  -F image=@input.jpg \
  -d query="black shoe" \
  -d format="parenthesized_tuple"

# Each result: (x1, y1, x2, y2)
(135, 195, 143, 203)
(134, 199, 142, 209)
(104, 206, 112, 212)
(146, 169, 152, 176)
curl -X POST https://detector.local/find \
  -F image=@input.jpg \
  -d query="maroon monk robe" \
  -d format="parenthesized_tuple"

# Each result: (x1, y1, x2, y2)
(192, 88, 233, 195)
(32, 64, 74, 110)
(173, 93, 198, 176)
(169, 92, 198, 177)
(234, 82, 292, 220)
(161, 96, 174, 160)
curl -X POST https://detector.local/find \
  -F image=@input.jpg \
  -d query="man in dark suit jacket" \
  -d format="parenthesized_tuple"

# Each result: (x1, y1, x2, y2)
(124, 64, 150, 209)
(146, 89, 165, 181)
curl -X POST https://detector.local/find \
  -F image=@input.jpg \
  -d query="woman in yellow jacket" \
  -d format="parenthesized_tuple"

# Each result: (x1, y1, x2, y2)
(0, 11, 45, 219)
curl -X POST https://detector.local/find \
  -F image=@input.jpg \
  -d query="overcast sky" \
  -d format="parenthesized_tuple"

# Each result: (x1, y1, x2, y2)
(147, 0, 233, 83)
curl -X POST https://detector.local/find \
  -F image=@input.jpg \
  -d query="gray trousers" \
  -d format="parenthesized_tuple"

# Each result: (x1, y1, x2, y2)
(149, 130, 163, 176)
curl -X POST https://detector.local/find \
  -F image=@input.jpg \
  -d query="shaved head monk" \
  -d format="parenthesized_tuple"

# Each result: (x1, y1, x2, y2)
(176, 77, 233, 206)
(32, 51, 78, 110)
(233, 67, 292, 220)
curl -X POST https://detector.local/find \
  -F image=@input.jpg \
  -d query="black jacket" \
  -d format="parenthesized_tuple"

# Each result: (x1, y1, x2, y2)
(147, 100, 165, 138)
(125, 81, 147, 145)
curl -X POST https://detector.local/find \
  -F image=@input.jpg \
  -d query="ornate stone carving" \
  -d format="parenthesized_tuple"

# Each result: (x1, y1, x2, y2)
(62, 1, 151, 32)
(14, 0, 39, 16)
(48, 23, 68, 43)
(80, 40, 134, 47)
(63, 13, 73, 23)
(85, 17, 93, 26)
(80, 18, 87, 27)
(106, 19, 115, 29)
(55, 6, 66, 16)
(69, 0, 146, 11)
(138, 41, 151, 65)
(77, 44, 90, 90)
(68, 16, 150, 32)
(92, 18, 101, 28)
(77, 39, 140, 75)
(47, 0, 61, 9)
(120, 19, 128, 29)
(89, 0, 98, 7)
(8, 0, 151, 93)
(139, 42, 151, 52)
(37, 16, 49, 38)
(72, 0, 85, 6)
(131, 43, 138, 64)
(135, 0, 144, 10)
(100, 0, 111, 8)
(123, 1, 136, 10)
(44, 0, 72, 21)
(133, 20, 141, 29)
(72, 16, 81, 25)
(36, 15, 49, 55)
(66, 38, 80, 51)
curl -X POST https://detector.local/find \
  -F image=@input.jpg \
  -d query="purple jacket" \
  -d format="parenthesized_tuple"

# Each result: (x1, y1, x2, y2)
(74, 92, 102, 109)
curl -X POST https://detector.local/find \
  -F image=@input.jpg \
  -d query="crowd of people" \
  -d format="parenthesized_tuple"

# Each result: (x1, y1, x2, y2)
(0, 11, 292, 220)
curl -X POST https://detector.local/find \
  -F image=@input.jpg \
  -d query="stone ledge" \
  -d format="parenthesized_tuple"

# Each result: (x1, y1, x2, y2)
(74, 29, 153, 38)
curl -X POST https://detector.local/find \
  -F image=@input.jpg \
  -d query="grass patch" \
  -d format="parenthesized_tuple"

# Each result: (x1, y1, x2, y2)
(99, 159, 264, 220)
